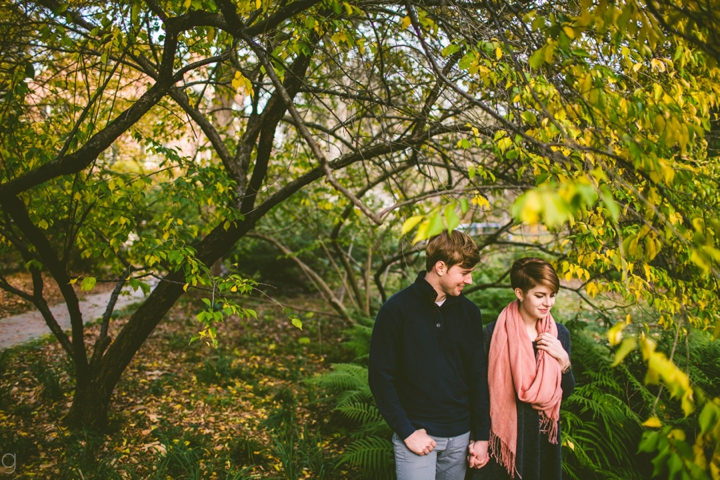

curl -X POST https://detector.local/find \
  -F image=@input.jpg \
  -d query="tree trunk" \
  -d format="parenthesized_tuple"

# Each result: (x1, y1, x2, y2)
(64, 374, 114, 429)
(62, 219, 256, 430)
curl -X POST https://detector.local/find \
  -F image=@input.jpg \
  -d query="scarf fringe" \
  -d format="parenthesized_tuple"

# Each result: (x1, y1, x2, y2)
(539, 412, 559, 444)
(490, 429, 521, 479)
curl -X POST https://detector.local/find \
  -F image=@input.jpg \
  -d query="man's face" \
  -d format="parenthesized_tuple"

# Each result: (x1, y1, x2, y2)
(439, 264, 474, 297)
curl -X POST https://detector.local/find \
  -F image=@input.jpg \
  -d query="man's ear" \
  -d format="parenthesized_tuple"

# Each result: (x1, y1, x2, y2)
(514, 288, 524, 302)
(434, 261, 447, 276)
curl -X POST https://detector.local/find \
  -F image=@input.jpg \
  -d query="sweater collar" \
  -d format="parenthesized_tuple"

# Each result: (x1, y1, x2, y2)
(414, 271, 462, 306)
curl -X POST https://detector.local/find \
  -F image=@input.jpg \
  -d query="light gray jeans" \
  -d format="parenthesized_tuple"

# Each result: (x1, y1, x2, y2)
(392, 430, 470, 480)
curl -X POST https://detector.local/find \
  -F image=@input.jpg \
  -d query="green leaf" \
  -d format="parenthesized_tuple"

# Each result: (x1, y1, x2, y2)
(441, 44, 461, 57)
(426, 212, 445, 238)
(699, 402, 720, 435)
(291, 317, 303, 329)
(521, 111, 537, 125)
(444, 205, 460, 232)
(638, 431, 660, 452)
(529, 47, 545, 69)
(80, 277, 96, 291)
(459, 198, 469, 215)
(600, 187, 620, 222)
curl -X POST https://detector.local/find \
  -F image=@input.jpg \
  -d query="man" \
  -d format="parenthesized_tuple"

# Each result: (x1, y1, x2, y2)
(369, 230, 490, 479)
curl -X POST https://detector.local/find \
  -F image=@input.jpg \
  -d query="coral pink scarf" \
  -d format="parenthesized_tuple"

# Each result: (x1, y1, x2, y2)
(488, 300, 563, 478)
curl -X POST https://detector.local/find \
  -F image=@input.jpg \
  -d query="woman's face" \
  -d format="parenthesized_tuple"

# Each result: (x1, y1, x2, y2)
(515, 284, 556, 320)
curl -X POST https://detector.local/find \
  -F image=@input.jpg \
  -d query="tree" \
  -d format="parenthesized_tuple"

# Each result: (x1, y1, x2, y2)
(0, 0, 509, 428)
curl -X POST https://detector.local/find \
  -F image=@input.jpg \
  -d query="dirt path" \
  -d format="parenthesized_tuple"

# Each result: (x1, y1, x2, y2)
(0, 286, 152, 350)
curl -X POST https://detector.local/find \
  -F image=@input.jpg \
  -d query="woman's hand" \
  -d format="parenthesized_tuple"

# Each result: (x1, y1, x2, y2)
(536, 333, 570, 371)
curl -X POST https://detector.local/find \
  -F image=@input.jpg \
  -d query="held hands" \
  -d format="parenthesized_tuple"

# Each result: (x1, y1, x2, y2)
(536, 333, 571, 371)
(404, 429, 436, 456)
(467, 440, 489, 469)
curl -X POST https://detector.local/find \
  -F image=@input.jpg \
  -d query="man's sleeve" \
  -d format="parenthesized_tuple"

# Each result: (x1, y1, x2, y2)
(368, 303, 416, 440)
(469, 306, 490, 441)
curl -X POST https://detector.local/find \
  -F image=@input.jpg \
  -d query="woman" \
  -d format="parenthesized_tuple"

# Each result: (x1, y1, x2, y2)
(469, 258, 575, 479)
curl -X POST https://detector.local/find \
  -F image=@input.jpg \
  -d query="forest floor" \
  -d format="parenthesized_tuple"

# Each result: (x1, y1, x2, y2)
(0, 292, 357, 479)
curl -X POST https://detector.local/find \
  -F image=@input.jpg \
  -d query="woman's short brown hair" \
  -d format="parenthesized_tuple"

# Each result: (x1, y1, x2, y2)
(510, 257, 560, 294)
(425, 230, 480, 270)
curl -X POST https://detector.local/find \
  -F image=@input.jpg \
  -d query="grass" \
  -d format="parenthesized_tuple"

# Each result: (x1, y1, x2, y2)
(0, 296, 358, 479)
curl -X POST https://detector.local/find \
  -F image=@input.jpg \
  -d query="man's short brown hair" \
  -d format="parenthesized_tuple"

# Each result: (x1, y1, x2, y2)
(510, 257, 560, 294)
(425, 230, 480, 270)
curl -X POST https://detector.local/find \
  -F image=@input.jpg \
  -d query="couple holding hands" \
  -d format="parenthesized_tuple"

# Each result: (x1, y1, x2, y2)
(369, 230, 575, 479)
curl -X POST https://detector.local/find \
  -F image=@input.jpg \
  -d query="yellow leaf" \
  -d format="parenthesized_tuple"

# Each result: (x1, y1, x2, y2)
(38, 219, 49, 229)
(513, 190, 541, 224)
(495, 47, 502, 59)
(650, 58, 665, 72)
(256, 0, 261, 9)
(412, 219, 431, 245)
(472, 195, 490, 209)
(543, 43, 555, 63)
(612, 337, 637, 366)
(562, 26, 575, 39)
(401, 16, 411, 29)
(642, 416, 662, 428)
(607, 322, 626, 346)
(402, 215, 424, 235)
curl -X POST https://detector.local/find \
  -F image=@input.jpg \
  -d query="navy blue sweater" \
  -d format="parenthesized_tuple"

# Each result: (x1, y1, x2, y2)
(369, 272, 490, 441)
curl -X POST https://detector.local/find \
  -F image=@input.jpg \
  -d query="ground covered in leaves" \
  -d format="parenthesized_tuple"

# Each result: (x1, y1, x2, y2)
(0, 295, 359, 479)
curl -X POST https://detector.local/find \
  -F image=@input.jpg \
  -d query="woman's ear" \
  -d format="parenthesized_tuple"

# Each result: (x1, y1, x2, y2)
(514, 287, 524, 302)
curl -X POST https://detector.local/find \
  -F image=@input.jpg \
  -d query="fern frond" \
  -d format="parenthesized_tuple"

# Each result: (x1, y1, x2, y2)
(336, 388, 374, 408)
(336, 401, 384, 425)
(308, 363, 368, 392)
(339, 435, 394, 479)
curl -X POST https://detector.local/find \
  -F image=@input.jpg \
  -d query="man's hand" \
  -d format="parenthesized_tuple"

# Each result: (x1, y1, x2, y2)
(404, 429, 436, 456)
(467, 440, 489, 469)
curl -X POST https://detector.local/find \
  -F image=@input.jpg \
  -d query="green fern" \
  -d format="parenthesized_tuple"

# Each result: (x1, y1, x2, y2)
(339, 435, 394, 480)
(343, 319, 374, 363)
(561, 320, 654, 480)
(308, 363, 368, 392)
(336, 401, 391, 439)
(312, 319, 396, 478)
(335, 401, 384, 425)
